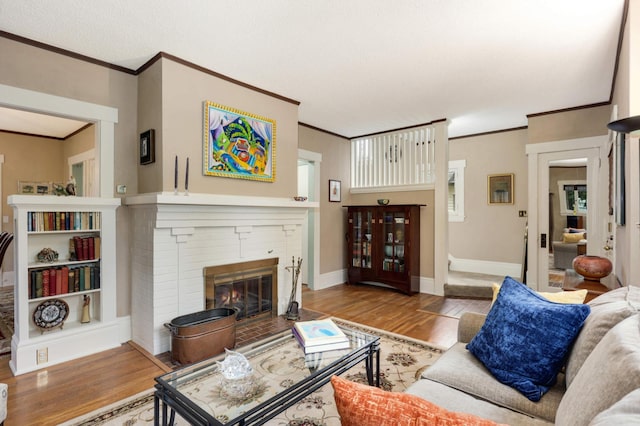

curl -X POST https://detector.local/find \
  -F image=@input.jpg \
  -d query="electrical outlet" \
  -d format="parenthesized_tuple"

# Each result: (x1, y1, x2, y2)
(518, 210, 527, 217)
(116, 184, 127, 194)
(36, 348, 48, 364)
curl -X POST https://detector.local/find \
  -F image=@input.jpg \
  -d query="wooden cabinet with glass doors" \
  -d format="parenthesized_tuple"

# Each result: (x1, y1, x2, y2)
(346, 205, 422, 294)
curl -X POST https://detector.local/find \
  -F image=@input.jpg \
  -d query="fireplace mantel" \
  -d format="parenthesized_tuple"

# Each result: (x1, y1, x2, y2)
(125, 192, 317, 355)
(125, 192, 319, 209)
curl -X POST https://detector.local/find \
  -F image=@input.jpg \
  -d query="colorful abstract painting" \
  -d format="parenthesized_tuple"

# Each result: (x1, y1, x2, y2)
(203, 101, 276, 182)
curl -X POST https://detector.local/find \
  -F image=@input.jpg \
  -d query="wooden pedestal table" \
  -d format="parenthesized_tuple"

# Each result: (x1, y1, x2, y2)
(562, 269, 620, 303)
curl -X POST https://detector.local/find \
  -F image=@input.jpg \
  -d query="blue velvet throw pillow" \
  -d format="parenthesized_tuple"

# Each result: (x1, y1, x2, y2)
(466, 276, 590, 402)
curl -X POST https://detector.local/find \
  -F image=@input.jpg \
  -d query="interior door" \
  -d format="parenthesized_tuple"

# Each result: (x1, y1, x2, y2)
(535, 148, 602, 292)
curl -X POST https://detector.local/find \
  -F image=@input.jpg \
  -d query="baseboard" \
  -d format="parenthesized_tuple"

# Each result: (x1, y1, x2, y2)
(315, 268, 347, 290)
(420, 276, 436, 295)
(118, 315, 132, 343)
(449, 256, 521, 278)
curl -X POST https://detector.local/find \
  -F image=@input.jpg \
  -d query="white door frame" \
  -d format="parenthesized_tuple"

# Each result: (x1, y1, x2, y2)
(0, 84, 117, 197)
(526, 135, 608, 291)
(298, 149, 322, 290)
(68, 149, 97, 197)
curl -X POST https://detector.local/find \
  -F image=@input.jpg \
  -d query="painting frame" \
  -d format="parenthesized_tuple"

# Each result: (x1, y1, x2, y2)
(487, 173, 514, 205)
(203, 101, 276, 182)
(329, 179, 341, 202)
(139, 129, 155, 165)
(18, 181, 51, 195)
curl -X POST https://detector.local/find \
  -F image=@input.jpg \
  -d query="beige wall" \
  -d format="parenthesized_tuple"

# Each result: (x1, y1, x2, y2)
(0, 36, 138, 316)
(527, 105, 610, 143)
(137, 60, 163, 194)
(298, 126, 351, 274)
(137, 58, 300, 197)
(63, 125, 95, 161)
(449, 129, 528, 265)
(0, 132, 65, 273)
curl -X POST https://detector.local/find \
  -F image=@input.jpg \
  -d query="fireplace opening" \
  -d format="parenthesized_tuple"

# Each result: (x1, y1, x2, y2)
(204, 258, 278, 320)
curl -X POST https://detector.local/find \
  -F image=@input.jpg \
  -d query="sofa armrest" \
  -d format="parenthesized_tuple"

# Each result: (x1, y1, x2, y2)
(458, 312, 487, 343)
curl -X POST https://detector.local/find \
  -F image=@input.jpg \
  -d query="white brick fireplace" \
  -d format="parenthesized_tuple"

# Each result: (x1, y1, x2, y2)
(125, 193, 316, 355)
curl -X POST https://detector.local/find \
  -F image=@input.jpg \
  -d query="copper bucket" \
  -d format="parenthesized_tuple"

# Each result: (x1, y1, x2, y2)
(164, 308, 237, 364)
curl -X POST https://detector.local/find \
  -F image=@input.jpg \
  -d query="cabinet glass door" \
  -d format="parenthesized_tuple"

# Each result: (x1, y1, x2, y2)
(382, 211, 406, 273)
(351, 210, 373, 269)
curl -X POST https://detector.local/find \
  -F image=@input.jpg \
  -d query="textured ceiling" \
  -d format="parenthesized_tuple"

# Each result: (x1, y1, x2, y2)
(0, 0, 626, 138)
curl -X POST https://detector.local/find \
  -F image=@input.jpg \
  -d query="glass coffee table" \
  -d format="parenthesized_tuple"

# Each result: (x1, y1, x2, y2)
(154, 323, 380, 426)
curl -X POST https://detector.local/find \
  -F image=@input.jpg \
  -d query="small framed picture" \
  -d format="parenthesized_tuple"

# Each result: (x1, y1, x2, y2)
(140, 129, 155, 165)
(18, 181, 50, 195)
(329, 179, 341, 202)
(488, 173, 514, 204)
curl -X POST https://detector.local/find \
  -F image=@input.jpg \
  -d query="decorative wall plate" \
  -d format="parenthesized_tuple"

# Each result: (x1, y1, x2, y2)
(33, 299, 69, 331)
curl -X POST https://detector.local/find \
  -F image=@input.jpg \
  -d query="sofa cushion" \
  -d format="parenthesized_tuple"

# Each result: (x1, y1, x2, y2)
(405, 379, 553, 425)
(467, 276, 590, 402)
(562, 232, 585, 243)
(424, 342, 563, 422)
(330, 375, 502, 426)
(556, 314, 640, 426)
(491, 283, 588, 305)
(565, 285, 640, 386)
(588, 388, 640, 425)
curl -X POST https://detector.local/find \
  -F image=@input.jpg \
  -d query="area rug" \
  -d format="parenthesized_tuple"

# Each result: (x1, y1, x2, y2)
(0, 286, 13, 356)
(60, 318, 444, 426)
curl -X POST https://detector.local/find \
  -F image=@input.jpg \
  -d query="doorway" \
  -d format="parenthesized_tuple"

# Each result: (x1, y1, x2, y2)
(526, 136, 608, 292)
(548, 159, 588, 286)
(68, 149, 97, 197)
(297, 149, 322, 290)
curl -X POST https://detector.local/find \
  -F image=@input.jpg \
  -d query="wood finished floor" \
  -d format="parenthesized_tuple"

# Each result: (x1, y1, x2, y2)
(0, 283, 489, 425)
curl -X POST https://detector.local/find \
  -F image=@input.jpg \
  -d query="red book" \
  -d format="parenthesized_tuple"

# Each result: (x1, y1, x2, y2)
(74, 236, 83, 261)
(55, 268, 62, 295)
(49, 268, 57, 295)
(82, 237, 89, 260)
(42, 270, 50, 297)
(60, 266, 69, 295)
(87, 237, 95, 260)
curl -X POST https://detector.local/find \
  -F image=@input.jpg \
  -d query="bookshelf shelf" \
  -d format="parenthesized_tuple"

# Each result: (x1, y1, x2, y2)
(28, 287, 101, 303)
(28, 259, 99, 269)
(8, 195, 120, 375)
(28, 229, 102, 235)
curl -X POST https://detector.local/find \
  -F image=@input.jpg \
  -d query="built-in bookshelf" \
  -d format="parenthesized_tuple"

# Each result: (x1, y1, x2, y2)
(9, 195, 120, 375)
(346, 204, 423, 294)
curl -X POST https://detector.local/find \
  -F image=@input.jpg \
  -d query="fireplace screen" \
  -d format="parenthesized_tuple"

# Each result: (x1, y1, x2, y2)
(204, 258, 278, 320)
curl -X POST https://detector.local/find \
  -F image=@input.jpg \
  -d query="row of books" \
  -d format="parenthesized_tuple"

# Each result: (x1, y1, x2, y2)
(29, 264, 100, 299)
(27, 211, 102, 232)
(70, 236, 101, 261)
(292, 318, 350, 354)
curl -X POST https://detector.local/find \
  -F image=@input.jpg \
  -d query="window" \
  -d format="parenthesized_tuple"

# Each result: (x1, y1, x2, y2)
(558, 180, 587, 216)
(351, 125, 436, 191)
(448, 160, 466, 222)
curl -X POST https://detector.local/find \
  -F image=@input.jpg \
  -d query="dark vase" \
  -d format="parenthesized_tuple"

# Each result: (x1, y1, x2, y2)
(572, 255, 613, 281)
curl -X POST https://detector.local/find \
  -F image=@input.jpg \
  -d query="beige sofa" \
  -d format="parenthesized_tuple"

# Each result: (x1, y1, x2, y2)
(405, 286, 640, 425)
(552, 228, 587, 270)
